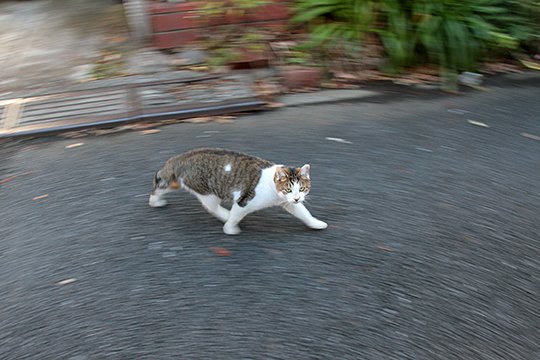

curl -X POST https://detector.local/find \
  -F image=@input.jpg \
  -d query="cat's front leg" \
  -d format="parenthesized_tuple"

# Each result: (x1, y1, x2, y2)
(282, 203, 328, 230)
(223, 203, 251, 235)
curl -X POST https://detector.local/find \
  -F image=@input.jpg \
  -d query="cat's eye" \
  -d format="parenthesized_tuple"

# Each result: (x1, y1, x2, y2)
(300, 187, 307, 192)
(285, 189, 292, 193)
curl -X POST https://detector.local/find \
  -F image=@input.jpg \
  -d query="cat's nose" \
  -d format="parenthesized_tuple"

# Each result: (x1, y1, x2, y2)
(293, 196, 301, 203)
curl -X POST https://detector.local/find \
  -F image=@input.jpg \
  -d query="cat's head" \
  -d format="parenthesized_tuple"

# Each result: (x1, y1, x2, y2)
(274, 164, 311, 204)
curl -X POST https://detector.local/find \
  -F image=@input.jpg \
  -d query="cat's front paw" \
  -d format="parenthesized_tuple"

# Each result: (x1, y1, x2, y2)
(308, 219, 328, 230)
(223, 223, 241, 235)
(149, 195, 167, 208)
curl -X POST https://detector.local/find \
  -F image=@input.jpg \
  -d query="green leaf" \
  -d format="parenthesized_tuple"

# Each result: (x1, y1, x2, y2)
(293, 5, 339, 22)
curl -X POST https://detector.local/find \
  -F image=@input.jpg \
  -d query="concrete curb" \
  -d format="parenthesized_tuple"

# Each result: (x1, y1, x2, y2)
(278, 89, 379, 107)
(2, 70, 538, 139)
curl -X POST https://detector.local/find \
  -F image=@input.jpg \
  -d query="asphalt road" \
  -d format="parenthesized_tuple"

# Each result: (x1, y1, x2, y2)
(1, 76, 539, 359)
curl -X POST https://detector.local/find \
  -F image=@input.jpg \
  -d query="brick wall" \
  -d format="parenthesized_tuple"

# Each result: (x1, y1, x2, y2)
(149, 0, 291, 49)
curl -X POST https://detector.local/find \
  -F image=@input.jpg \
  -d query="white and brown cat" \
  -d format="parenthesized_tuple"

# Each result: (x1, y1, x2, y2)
(149, 148, 328, 235)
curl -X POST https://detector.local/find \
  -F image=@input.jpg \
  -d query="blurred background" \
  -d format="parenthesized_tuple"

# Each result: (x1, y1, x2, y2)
(1, 0, 539, 93)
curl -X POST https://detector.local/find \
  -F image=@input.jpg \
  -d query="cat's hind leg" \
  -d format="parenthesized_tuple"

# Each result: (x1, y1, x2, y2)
(195, 194, 230, 223)
(149, 171, 180, 207)
(282, 203, 328, 230)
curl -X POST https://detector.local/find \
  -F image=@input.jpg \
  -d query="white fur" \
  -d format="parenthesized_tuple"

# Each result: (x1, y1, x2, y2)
(149, 187, 173, 207)
(149, 164, 327, 235)
(232, 190, 242, 202)
(195, 194, 230, 222)
(281, 181, 306, 204)
(222, 165, 327, 235)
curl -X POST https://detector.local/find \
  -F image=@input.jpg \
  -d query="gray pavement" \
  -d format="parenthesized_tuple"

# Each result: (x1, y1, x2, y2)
(1, 77, 540, 359)
(0, 0, 131, 92)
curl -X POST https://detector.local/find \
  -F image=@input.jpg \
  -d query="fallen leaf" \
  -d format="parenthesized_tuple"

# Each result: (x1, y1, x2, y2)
(188, 65, 209, 72)
(108, 36, 128, 44)
(481, 62, 522, 74)
(253, 81, 282, 98)
(325, 137, 353, 144)
(211, 247, 232, 257)
(141, 129, 161, 135)
(185, 116, 214, 123)
(65, 142, 84, 149)
(56, 278, 77, 285)
(521, 132, 540, 141)
(0, 175, 17, 185)
(102, 54, 122, 62)
(127, 122, 159, 130)
(32, 194, 49, 201)
(266, 102, 286, 108)
(467, 120, 489, 128)
(334, 71, 360, 81)
(519, 59, 540, 71)
(216, 116, 235, 124)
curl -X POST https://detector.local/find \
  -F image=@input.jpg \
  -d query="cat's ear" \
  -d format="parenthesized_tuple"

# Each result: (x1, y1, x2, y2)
(275, 166, 288, 181)
(300, 164, 310, 179)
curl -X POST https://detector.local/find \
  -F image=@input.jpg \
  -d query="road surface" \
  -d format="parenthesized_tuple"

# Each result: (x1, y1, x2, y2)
(1, 76, 539, 359)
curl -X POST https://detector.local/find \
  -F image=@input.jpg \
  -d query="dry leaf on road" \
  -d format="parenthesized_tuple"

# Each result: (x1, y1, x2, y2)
(141, 129, 161, 135)
(467, 120, 489, 128)
(326, 137, 353, 144)
(0, 175, 17, 185)
(185, 116, 213, 123)
(56, 278, 77, 285)
(521, 132, 540, 141)
(0, 172, 32, 185)
(215, 116, 236, 124)
(211, 247, 232, 257)
(65, 143, 84, 149)
(266, 102, 286, 108)
(32, 194, 49, 201)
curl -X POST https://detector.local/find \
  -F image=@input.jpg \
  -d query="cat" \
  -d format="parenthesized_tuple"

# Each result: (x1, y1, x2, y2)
(149, 148, 328, 235)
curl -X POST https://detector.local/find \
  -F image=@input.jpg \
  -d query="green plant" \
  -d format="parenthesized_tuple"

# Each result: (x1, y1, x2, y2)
(293, 0, 533, 84)
(293, 0, 378, 47)
(195, 0, 275, 68)
(412, 1, 518, 71)
(207, 47, 241, 68)
(502, 0, 540, 53)
(284, 50, 311, 65)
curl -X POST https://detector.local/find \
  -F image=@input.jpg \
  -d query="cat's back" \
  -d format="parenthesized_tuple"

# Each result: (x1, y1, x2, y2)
(175, 148, 272, 168)
(167, 148, 274, 200)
